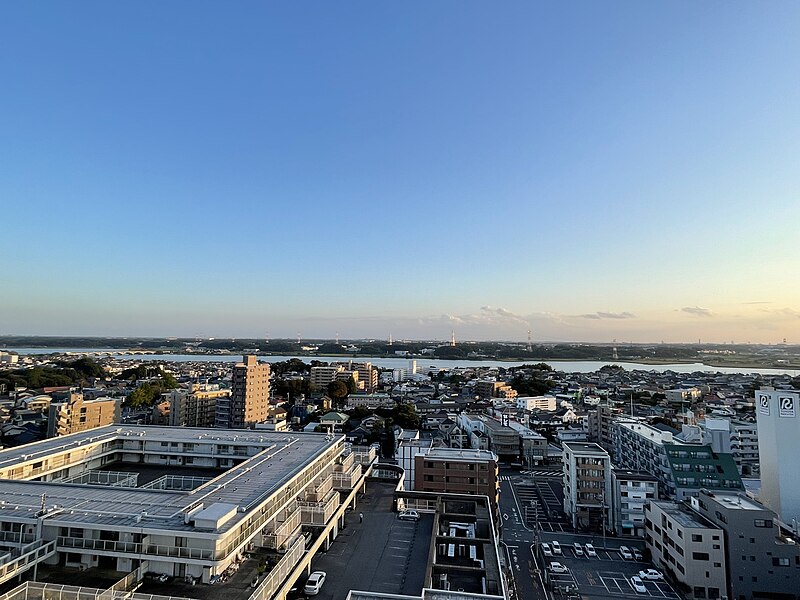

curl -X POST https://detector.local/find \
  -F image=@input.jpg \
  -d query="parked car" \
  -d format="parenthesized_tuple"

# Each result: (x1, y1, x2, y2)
(549, 562, 569, 574)
(630, 576, 647, 593)
(551, 540, 562, 555)
(584, 543, 597, 557)
(619, 546, 633, 560)
(638, 569, 664, 581)
(573, 543, 584, 557)
(304, 571, 327, 596)
(633, 548, 644, 561)
(398, 509, 420, 521)
(541, 543, 553, 557)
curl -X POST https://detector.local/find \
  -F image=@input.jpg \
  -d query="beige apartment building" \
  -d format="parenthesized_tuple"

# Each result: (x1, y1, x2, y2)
(168, 383, 231, 428)
(310, 366, 344, 390)
(216, 355, 269, 428)
(46, 391, 120, 437)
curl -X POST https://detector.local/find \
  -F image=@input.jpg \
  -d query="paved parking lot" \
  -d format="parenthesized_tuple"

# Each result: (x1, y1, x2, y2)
(306, 482, 433, 600)
(542, 544, 680, 600)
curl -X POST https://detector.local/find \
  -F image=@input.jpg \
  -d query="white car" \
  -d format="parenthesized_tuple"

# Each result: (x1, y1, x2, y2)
(584, 543, 597, 557)
(619, 546, 633, 559)
(304, 571, 327, 596)
(549, 562, 569, 574)
(630, 576, 647, 593)
(639, 569, 664, 581)
(551, 540, 563, 555)
(573, 543, 584, 557)
(541, 543, 553, 557)
(398, 509, 420, 521)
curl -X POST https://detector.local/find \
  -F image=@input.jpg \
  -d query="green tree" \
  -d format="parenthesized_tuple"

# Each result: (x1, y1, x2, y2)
(391, 403, 420, 430)
(381, 420, 396, 458)
(346, 376, 358, 395)
(327, 380, 349, 403)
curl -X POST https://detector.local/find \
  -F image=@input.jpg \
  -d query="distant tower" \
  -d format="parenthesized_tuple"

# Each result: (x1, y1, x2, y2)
(388, 333, 393, 346)
(297, 332, 301, 344)
(451, 330, 456, 347)
(527, 330, 532, 353)
(612, 346, 619, 360)
(265, 331, 269, 344)
(335, 331, 340, 344)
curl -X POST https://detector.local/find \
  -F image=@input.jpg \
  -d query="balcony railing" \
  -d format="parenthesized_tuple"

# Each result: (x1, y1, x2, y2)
(56, 537, 214, 561)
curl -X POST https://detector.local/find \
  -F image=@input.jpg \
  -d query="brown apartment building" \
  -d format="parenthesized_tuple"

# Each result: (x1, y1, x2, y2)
(414, 448, 499, 513)
(47, 391, 120, 437)
(217, 355, 270, 428)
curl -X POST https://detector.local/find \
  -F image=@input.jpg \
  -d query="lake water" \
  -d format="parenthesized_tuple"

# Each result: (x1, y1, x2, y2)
(3, 347, 798, 376)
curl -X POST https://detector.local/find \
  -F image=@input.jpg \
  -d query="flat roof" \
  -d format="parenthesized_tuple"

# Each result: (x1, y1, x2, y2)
(651, 501, 717, 530)
(0, 425, 340, 533)
(562, 441, 608, 454)
(423, 448, 497, 462)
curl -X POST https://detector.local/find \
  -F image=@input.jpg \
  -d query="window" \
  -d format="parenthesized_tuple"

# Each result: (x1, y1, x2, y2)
(693, 552, 710, 561)
(754, 519, 773, 528)
(694, 587, 706, 599)
(691, 534, 703, 542)
(772, 558, 790, 567)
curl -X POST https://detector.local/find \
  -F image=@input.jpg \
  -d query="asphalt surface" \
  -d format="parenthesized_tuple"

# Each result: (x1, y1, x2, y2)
(499, 472, 548, 600)
(306, 482, 433, 600)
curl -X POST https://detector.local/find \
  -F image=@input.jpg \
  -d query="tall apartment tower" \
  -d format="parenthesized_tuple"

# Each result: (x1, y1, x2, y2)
(756, 388, 800, 523)
(224, 355, 270, 429)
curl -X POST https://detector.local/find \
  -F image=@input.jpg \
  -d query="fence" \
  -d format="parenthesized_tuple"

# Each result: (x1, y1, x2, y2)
(60, 471, 139, 488)
(247, 535, 306, 600)
(140, 475, 212, 491)
(0, 582, 195, 600)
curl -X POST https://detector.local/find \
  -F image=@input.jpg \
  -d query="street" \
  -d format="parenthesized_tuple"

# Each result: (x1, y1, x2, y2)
(499, 471, 549, 600)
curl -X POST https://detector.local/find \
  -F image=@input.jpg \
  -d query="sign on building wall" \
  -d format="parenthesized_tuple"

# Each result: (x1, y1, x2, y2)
(758, 393, 770, 416)
(778, 395, 796, 418)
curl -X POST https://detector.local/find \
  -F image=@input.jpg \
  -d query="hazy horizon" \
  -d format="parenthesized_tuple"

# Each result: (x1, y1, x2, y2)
(3, 2, 799, 344)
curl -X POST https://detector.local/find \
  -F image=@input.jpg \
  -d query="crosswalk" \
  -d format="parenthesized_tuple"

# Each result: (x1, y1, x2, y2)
(499, 470, 562, 481)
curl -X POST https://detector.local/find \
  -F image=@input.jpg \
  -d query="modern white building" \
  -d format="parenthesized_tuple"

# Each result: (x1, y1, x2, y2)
(0, 425, 373, 589)
(395, 438, 432, 490)
(644, 501, 727, 599)
(755, 388, 800, 524)
(516, 396, 556, 412)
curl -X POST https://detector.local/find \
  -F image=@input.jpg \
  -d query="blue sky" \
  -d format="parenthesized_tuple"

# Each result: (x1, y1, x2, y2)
(2, 1, 799, 342)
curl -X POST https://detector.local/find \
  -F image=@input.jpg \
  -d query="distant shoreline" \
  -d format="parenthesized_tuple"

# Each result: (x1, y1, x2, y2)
(4, 346, 799, 372)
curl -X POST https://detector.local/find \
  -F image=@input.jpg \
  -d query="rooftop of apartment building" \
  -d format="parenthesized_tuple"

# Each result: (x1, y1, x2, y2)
(0, 425, 339, 533)
(422, 448, 497, 462)
(562, 441, 608, 455)
(612, 468, 658, 482)
(649, 500, 716, 530)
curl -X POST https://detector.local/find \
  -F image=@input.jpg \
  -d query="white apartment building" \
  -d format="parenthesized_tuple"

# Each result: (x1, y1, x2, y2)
(665, 388, 702, 404)
(0, 425, 373, 589)
(756, 388, 800, 524)
(395, 438, 433, 490)
(610, 469, 658, 537)
(562, 442, 612, 531)
(702, 417, 759, 476)
(644, 501, 727, 599)
(516, 396, 556, 411)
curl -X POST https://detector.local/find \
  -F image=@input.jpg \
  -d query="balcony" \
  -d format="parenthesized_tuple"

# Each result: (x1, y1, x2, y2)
(56, 536, 214, 561)
(263, 506, 302, 551)
(332, 464, 362, 490)
(305, 473, 333, 502)
(297, 490, 340, 526)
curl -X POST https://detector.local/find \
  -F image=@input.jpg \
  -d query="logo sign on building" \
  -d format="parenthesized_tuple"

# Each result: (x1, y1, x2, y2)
(502, 414, 510, 427)
(758, 394, 771, 416)
(778, 396, 796, 418)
